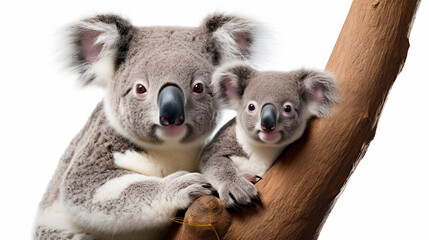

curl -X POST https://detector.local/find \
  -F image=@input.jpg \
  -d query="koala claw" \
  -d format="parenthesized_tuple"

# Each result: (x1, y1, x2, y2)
(246, 201, 256, 207)
(225, 201, 242, 212)
(211, 190, 220, 198)
(253, 195, 262, 205)
(229, 192, 237, 202)
(242, 173, 262, 184)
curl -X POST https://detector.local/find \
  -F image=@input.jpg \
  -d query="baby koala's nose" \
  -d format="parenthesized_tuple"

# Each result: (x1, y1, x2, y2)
(261, 104, 276, 131)
(158, 85, 185, 126)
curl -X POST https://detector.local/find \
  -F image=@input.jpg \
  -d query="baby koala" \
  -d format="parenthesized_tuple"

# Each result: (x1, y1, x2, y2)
(200, 62, 339, 209)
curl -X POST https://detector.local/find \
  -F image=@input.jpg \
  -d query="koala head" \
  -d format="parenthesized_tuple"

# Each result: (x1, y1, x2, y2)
(212, 62, 339, 147)
(65, 14, 261, 149)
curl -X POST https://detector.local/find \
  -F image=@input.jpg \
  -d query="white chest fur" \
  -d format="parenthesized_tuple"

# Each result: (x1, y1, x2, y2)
(232, 124, 283, 177)
(114, 146, 201, 177)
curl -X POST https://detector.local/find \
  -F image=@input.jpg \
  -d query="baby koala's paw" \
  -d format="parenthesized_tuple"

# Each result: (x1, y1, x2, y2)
(219, 174, 261, 210)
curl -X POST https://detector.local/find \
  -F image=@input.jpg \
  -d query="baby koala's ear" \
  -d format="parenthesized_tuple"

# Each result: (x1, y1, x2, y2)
(298, 69, 340, 117)
(212, 62, 254, 109)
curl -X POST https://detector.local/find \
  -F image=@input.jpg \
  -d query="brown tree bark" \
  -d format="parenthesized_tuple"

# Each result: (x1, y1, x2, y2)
(167, 0, 421, 239)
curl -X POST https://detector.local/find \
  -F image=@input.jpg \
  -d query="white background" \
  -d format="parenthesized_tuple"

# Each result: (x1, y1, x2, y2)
(0, 1, 427, 239)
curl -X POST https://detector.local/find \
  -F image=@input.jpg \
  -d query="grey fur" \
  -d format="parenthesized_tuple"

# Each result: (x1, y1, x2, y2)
(201, 62, 339, 208)
(35, 13, 260, 240)
(34, 226, 99, 240)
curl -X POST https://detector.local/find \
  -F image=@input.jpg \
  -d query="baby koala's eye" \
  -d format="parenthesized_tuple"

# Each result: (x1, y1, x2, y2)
(135, 83, 147, 96)
(248, 104, 256, 111)
(192, 82, 204, 95)
(282, 102, 294, 116)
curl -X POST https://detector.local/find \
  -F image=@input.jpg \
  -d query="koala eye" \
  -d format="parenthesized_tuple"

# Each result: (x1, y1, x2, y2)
(192, 82, 204, 95)
(247, 101, 257, 114)
(135, 83, 147, 96)
(248, 104, 256, 111)
(246, 101, 258, 115)
(283, 102, 294, 116)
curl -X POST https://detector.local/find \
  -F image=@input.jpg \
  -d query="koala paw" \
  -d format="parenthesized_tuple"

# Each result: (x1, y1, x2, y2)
(165, 172, 214, 210)
(218, 174, 261, 210)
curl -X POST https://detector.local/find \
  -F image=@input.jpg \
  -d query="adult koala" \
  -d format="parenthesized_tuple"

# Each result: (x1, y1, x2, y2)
(34, 13, 260, 240)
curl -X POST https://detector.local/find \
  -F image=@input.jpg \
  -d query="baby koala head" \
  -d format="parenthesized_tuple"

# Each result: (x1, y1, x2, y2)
(213, 62, 339, 147)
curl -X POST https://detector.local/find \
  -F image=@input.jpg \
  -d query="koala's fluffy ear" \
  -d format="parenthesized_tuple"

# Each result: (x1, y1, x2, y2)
(299, 70, 340, 117)
(212, 62, 254, 109)
(202, 13, 261, 64)
(65, 14, 134, 87)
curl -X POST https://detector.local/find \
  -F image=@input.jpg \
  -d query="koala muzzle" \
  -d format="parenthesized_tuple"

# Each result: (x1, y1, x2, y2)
(261, 104, 277, 131)
(158, 85, 185, 126)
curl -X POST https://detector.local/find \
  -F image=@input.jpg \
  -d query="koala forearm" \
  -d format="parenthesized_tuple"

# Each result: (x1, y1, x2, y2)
(200, 153, 240, 187)
(61, 168, 178, 233)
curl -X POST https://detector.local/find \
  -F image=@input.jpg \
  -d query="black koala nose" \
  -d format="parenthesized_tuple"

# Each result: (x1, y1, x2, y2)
(261, 104, 277, 131)
(158, 85, 185, 126)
